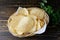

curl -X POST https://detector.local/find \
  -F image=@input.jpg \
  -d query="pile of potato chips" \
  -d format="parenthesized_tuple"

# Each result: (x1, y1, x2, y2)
(7, 7, 49, 37)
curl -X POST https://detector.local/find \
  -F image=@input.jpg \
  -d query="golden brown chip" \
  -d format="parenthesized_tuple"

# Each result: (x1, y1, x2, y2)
(27, 7, 45, 19)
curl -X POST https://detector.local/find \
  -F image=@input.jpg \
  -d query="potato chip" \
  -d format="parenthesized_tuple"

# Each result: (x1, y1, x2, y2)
(27, 8, 45, 19)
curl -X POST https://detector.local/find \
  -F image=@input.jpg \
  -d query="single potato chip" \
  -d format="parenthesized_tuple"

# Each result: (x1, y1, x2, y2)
(15, 7, 29, 16)
(15, 16, 34, 35)
(8, 15, 24, 36)
(27, 7, 45, 19)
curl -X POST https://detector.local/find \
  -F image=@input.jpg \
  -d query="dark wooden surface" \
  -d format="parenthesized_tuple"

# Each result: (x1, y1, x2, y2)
(0, 0, 60, 40)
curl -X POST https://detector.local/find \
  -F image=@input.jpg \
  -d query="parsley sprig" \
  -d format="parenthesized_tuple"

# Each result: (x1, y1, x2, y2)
(40, 0, 60, 26)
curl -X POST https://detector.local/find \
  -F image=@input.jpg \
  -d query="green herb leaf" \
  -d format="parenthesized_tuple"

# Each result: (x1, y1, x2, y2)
(42, 0, 47, 3)
(39, 0, 60, 26)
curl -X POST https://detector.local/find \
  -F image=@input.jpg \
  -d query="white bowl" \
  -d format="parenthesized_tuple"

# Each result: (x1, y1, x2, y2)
(34, 21, 47, 34)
